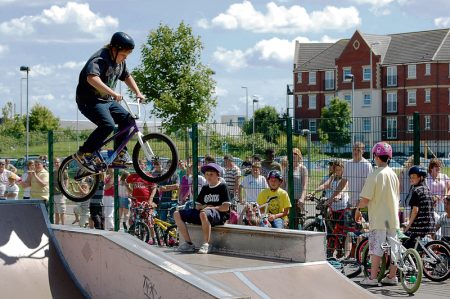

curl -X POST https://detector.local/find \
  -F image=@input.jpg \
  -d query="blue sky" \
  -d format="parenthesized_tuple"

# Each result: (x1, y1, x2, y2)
(1, 0, 450, 122)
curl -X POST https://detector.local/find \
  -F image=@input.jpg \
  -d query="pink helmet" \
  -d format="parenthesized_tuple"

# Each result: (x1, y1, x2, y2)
(372, 142, 392, 158)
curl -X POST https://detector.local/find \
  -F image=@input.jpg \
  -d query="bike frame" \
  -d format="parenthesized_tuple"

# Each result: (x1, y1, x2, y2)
(382, 236, 416, 272)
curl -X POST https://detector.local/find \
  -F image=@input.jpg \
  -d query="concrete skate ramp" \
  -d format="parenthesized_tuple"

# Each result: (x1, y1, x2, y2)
(0, 200, 88, 299)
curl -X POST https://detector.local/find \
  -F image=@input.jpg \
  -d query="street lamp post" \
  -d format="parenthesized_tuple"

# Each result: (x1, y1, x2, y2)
(241, 86, 249, 120)
(345, 73, 355, 143)
(20, 66, 30, 161)
(252, 97, 259, 154)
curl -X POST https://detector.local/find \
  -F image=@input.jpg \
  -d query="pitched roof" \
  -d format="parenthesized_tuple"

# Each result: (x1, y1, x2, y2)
(360, 33, 391, 63)
(295, 40, 348, 71)
(294, 42, 333, 71)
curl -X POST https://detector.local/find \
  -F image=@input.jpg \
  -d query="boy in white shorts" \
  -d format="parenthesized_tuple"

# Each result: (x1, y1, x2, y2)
(355, 142, 400, 286)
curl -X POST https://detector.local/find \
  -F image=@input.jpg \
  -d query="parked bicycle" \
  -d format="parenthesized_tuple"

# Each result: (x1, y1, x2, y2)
(128, 202, 152, 243)
(360, 232, 423, 294)
(57, 101, 178, 202)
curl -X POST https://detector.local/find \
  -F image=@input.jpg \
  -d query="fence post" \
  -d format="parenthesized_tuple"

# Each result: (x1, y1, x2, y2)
(413, 112, 420, 165)
(48, 130, 54, 224)
(114, 127, 119, 231)
(192, 123, 198, 203)
(286, 117, 295, 229)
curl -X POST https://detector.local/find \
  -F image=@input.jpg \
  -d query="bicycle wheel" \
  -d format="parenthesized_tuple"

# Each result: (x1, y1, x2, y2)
(153, 224, 165, 246)
(400, 248, 423, 294)
(361, 242, 387, 282)
(132, 133, 178, 183)
(128, 222, 150, 243)
(341, 258, 362, 278)
(164, 225, 179, 247)
(303, 219, 325, 232)
(58, 155, 99, 202)
(422, 240, 450, 282)
(355, 237, 368, 263)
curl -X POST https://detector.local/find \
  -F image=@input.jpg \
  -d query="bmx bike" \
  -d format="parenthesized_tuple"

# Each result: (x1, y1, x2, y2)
(57, 100, 178, 202)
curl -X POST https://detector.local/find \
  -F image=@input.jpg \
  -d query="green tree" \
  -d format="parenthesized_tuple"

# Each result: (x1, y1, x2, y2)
(133, 22, 217, 132)
(319, 98, 351, 149)
(0, 101, 26, 138)
(243, 106, 283, 143)
(28, 104, 60, 132)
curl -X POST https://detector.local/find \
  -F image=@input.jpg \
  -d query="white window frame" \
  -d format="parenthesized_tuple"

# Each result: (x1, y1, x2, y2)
(343, 68, 352, 82)
(407, 64, 416, 79)
(387, 92, 397, 113)
(325, 94, 333, 107)
(387, 117, 397, 139)
(308, 94, 316, 110)
(407, 90, 417, 106)
(425, 115, 431, 130)
(344, 94, 351, 107)
(363, 93, 371, 106)
(296, 119, 302, 131)
(425, 63, 431, 76)
(387, 66, 397, 86)
(297, 95, 302, 107)
(425, 89, 431, 103)
(325, 70, 334, 90)
(362, 118, 371, 132)
(309, 119, 317, 133)
(309, 71, 316, 85)
(297, 72, 302, 83)
(362, 66, 371, 81)
(407, 116, 414, 132)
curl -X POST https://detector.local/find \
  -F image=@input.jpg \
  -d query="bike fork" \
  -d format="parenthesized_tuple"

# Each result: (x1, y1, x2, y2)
(136, 131, 155, 160)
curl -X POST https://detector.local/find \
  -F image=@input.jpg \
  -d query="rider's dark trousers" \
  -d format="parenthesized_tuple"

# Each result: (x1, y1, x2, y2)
(77, 100, 133, 153)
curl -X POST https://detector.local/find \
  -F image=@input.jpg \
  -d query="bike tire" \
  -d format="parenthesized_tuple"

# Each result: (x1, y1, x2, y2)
(132, 133, 178, 183)
(153, 224, 165, 246)
(355, 237, 368, 263)
(164, 225, 179, 247)
(361, 242, 387, 282)
(422, 240, 450, 282)
(57, 155, 99, 202)
(128, 222, 150, 243)
(400, 248, 423, 294)
(341, 259, 362, 278)
(303, 219, 325, 232)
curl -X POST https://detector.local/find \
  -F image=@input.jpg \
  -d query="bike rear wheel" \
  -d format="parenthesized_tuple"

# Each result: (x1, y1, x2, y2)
(422, 240, 450, 282)
(355, 237, 368, 263)
(400, 248, 423, 294)
(128, 222, 150, 243)
(164, 225, 179, 247)
(132, 133, 178, 183)
(341, 258, 362, 278)
(57, 155, 99, 202)
(361, 242, 387, 282)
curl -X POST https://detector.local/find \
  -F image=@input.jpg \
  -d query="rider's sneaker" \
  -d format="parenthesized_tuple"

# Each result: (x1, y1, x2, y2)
(176, 242, 196, 253)
(112, 150, 132, 167)
(197, 243, 210, 254)
(73, 151, 96, 173)
(381, 275, 398, 286)
(359, 277, 379, 286)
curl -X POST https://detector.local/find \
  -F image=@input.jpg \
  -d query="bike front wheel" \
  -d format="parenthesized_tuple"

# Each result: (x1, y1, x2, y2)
(128, 222, 150, 243)
(164, 225, 179, 247)
(132, 133, 178, 183)
(422, 240, 450, 282)
(400, 248, 423, 294)
(57, 155, 99, 202)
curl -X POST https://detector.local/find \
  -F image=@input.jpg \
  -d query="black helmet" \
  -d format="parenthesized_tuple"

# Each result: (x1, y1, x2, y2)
(408, 166, 427, 178)
(110, 32, 135, 50)
(267, 170, 283, 181)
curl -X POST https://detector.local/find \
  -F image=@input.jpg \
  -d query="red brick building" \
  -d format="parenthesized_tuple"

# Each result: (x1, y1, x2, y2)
(293, 29, 450, 154)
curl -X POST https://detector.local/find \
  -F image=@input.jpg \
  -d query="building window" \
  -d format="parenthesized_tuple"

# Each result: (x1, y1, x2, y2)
(308, 94, 316, 109)
(387, 117, 397, 139)
(325, 94, 333, 107)
(363, 118, 371, 132)
(343, 68, 352, 81)
(407, 90, 416, 106)
(387, 66, 397, 86)
(309, 71, 316, 85)
(309, 119, 317, 133)
(296, 119, 302, 131)
(407, 116, 414, 132)
(425, 115, 431, 130)
(297, 72, 302, 83)
(407, 64, 416, 79)
(297, 95, 302, 107)
(425, 89, 431, 103)
(325, 70, 334, 90)
(387, 92, 397, 113)
(425, 63, 431, 76)
(363, 93, 371, 106)
(344, 94, 351, 107)
(363, 66, 371, 81)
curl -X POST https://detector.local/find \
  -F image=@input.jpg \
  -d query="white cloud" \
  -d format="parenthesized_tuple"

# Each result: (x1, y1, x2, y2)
(435, 17, 450, 28)
(31, 94, 55, 102)
(0, 2, 118, 38)
(199, 1, 360, 34)
(28, 61, 85, 77)
(352, 0, 408, 15)
(214, 86, 229, 97)
(213, 35, 337, 71)
(0, 44, 9, 56)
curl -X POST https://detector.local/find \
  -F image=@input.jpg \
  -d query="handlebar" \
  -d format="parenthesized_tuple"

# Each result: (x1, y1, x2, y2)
(122, 100, 141, 120)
